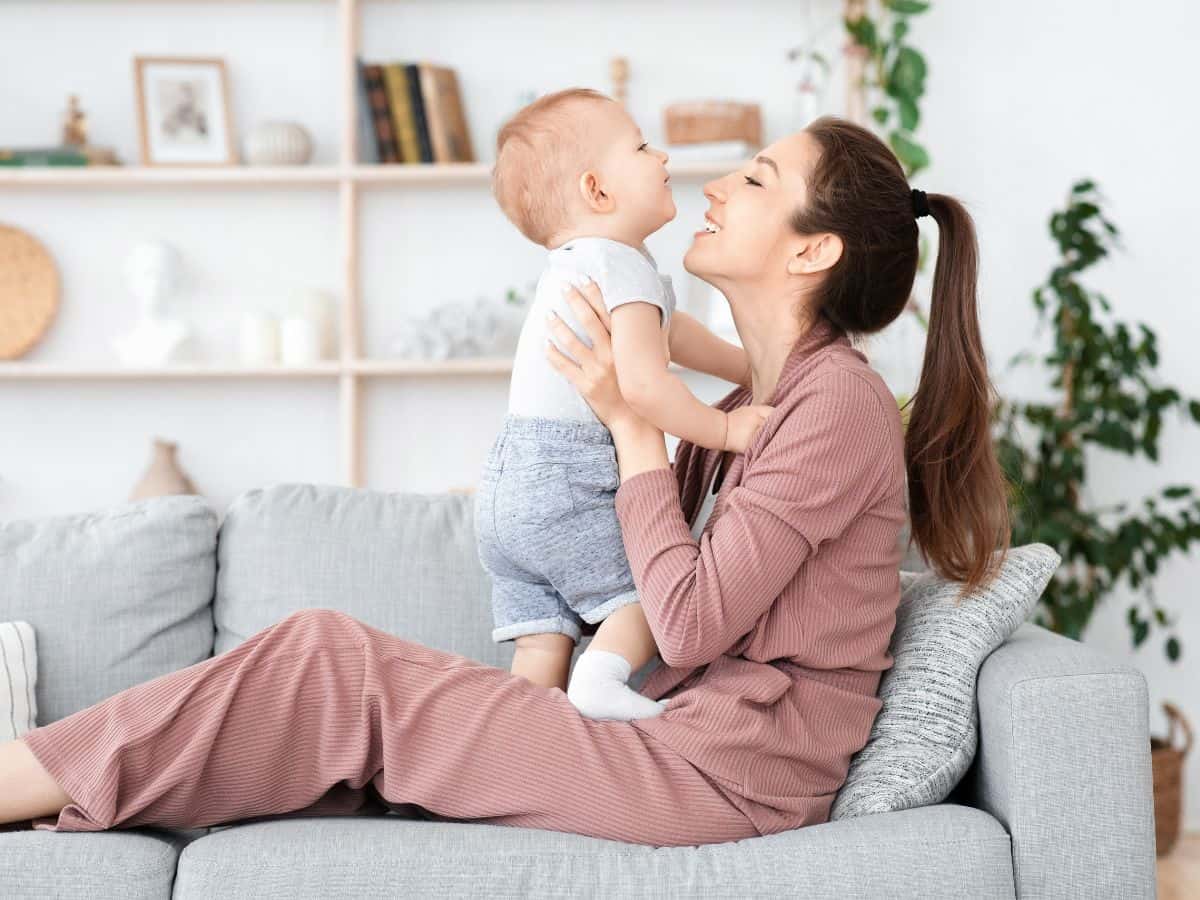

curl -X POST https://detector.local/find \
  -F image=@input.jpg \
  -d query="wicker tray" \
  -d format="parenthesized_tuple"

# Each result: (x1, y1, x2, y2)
(0, 224, 60, 360)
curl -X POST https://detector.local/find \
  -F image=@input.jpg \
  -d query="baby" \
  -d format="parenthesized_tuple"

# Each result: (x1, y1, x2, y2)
(474, 88, 773, 720)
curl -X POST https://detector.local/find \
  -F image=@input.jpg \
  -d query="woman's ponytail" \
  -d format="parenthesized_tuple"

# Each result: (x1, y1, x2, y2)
(798, 118, 1011, 593)
(904, 194, 1010, 593)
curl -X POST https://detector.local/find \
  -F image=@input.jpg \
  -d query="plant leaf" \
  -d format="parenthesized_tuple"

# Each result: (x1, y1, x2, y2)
(889, 130, 930, 175)
(887, 0, 931, 14)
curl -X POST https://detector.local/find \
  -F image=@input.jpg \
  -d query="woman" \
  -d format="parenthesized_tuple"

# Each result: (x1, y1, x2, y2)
(0, 118, 1009, 847)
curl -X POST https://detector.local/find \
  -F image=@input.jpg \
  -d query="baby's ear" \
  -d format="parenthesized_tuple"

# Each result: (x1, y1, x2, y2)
(578, 171, 614, 213)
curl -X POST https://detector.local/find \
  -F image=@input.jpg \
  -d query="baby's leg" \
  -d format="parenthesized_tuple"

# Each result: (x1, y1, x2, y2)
(511, 633, 574, 692)
(475, 439, 582, 692)
(569, 601, 667, 721)
(589, 603, 657, 672)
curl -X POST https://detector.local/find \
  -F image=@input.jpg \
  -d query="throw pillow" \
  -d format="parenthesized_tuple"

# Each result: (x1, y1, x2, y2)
(0, 621, 37, 740)
(830, 542, 1061, 819)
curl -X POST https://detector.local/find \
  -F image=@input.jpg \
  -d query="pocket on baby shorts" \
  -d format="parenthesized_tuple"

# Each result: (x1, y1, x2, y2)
(506, 462, 576, 527)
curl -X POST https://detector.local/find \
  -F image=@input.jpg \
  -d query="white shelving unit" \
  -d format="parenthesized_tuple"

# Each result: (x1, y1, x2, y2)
(1, 0, 746, 488)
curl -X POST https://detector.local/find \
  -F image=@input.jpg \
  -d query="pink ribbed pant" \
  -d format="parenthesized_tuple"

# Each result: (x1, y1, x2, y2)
(21, 609, 755, 847)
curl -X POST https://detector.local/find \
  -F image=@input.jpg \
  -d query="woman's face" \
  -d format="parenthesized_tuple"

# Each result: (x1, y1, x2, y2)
(683, 131, 820, 286)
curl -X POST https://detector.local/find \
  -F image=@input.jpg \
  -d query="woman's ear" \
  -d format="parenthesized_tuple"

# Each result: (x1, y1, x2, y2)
(786, 232, 844, 276)
(578, 171, 614, 213)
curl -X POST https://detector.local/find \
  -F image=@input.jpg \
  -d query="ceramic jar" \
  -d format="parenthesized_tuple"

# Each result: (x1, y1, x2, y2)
(243, 122, 313, 166)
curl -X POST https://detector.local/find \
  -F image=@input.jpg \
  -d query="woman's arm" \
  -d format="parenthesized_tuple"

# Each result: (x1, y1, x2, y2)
(613, 372, 895, 668)
(547, 281, 894, 669)
(667, 311, 752, 386)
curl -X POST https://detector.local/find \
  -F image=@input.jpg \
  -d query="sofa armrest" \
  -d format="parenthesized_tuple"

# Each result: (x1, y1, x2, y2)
(971, 621, 1156, 899)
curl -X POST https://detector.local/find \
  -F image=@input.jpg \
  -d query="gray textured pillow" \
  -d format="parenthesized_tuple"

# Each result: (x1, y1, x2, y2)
(0, 496, 217, 724)
(830, 542, 1061, 819)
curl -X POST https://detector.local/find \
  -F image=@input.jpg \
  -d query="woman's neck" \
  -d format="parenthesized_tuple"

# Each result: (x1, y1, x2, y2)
(726, 289, 816, 405)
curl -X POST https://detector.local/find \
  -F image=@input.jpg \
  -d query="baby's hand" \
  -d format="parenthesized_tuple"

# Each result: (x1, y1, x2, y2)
(723, 405, 775, 452)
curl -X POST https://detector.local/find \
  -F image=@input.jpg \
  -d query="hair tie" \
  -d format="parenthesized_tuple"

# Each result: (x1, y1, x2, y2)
(911, 188, 931, 219)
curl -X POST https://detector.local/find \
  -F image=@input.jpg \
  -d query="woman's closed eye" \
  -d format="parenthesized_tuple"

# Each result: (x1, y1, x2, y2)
(638, 142, 648, 151)
(743, 175, 762, 187)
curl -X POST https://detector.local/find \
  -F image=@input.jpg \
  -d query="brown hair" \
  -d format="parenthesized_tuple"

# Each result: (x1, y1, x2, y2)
(793, 116, 1010, 594)
(492, 88, 614, 245)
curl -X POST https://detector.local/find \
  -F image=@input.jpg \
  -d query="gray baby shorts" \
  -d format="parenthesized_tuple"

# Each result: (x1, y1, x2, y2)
(475, 414, 639, 643)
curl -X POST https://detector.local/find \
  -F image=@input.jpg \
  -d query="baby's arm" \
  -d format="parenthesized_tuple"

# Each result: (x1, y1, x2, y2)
(667, 311, 751, 386)
(611, 303, 770, 452)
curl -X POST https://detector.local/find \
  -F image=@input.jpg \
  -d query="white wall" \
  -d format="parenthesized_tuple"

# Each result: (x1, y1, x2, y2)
(918, 0, 1200, 832)
(2, 0, 1198, 828)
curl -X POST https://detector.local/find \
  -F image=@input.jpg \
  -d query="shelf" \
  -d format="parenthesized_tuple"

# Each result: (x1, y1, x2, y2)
(0, 358, 720, 382)
(0, 166, 345, 189)
(0, 363, 345, 379)
(0, 161, 748, 190)
(351, 357, 514, 375)
(0, 359, 516, 379)
(350, 160, 747, 186)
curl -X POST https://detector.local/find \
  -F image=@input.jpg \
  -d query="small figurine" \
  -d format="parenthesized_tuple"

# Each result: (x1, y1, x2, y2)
(62, 95, 88, 147)
(610, 57, 629, 106)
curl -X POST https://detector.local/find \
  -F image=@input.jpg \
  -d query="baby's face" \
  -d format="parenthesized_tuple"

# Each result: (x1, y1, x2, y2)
(585, 103, 676, 238)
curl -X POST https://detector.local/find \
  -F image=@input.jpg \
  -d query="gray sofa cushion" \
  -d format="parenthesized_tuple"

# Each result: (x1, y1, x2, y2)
(831, 543, 1061, 819)
(0, 828, 193, 900)
(215, 484, 509, 669)
(0, 496, 217, 724)
(172, 804, 1014, 900)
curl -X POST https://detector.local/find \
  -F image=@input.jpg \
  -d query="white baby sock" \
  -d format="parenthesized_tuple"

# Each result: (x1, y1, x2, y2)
(567, 650, 668, 721)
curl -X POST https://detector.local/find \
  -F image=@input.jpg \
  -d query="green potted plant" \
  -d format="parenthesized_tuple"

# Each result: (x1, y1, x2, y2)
(995, 179, 1200, 660)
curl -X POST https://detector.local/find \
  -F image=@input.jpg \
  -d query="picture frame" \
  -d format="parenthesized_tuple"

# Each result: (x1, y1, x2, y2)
(134, 56, 235, 166)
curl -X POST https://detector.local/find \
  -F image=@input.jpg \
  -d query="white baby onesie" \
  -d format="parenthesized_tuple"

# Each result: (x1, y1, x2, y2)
(507, 237, 676, 423)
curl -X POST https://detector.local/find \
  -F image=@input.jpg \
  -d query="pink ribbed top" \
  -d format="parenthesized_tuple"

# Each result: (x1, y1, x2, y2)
(619, 316, 907, 834)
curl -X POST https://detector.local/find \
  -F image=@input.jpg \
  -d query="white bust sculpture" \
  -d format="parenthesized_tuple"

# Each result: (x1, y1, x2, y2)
(113, 241, 191, 366)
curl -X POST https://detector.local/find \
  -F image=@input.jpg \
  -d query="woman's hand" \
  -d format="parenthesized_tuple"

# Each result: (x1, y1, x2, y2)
(544, 280, 641, 431)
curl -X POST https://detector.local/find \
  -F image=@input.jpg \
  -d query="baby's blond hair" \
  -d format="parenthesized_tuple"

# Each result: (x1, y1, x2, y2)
(492, 88, 615, 246)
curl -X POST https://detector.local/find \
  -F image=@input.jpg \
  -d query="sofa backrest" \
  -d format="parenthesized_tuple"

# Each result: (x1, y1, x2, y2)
(0, 496, 217, 724)
(214, 484, 512, 670)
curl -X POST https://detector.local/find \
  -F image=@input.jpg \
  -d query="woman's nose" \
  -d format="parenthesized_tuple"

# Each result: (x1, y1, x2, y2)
(703, 180, 726, 203)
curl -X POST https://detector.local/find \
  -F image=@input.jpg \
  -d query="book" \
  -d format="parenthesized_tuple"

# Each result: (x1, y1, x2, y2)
(405, 63, 434, 163)
(417, 64, 475, 163)
(355, 58, 380, 165)
(0, 147, 90, 166)
(364, 65, 400, 164)
(382, 64, 419, 164)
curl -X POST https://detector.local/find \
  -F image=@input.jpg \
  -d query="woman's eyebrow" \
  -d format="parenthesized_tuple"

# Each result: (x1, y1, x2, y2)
(754, 155, 779, 176)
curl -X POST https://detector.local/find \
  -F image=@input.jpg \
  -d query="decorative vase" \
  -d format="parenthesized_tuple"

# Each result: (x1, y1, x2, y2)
(243, 122, 313, 166)
(130, 438, 198, 500)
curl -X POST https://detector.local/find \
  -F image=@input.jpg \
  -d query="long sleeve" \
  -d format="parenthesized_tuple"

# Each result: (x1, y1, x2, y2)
(615, 369, 895, 669)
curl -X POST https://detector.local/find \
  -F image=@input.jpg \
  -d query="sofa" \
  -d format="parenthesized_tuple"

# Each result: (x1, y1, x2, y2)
(0, 485, 1156, 899)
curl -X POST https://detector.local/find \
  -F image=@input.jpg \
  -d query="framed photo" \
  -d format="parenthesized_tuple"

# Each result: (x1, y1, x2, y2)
(134, 57, 235, 166)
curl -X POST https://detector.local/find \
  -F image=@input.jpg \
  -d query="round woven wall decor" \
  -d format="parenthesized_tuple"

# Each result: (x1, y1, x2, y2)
(0, 224, 60, 359)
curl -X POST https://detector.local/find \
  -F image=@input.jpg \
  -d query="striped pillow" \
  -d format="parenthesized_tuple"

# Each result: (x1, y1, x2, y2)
(830, 543, 1061, 819)
(0, 621, 37, 740)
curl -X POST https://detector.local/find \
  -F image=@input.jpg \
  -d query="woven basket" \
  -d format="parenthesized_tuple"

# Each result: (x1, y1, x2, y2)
(0, 224, 60, 359)
(1151, 701, 1192, 856)
(663, 101, 762, 147)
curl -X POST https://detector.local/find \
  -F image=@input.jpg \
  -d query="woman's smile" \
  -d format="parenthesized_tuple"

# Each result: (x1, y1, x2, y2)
(695, 212, 722, 239)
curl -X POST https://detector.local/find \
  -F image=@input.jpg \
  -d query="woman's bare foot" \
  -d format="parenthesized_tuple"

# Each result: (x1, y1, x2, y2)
(0, 739, 71, 824)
